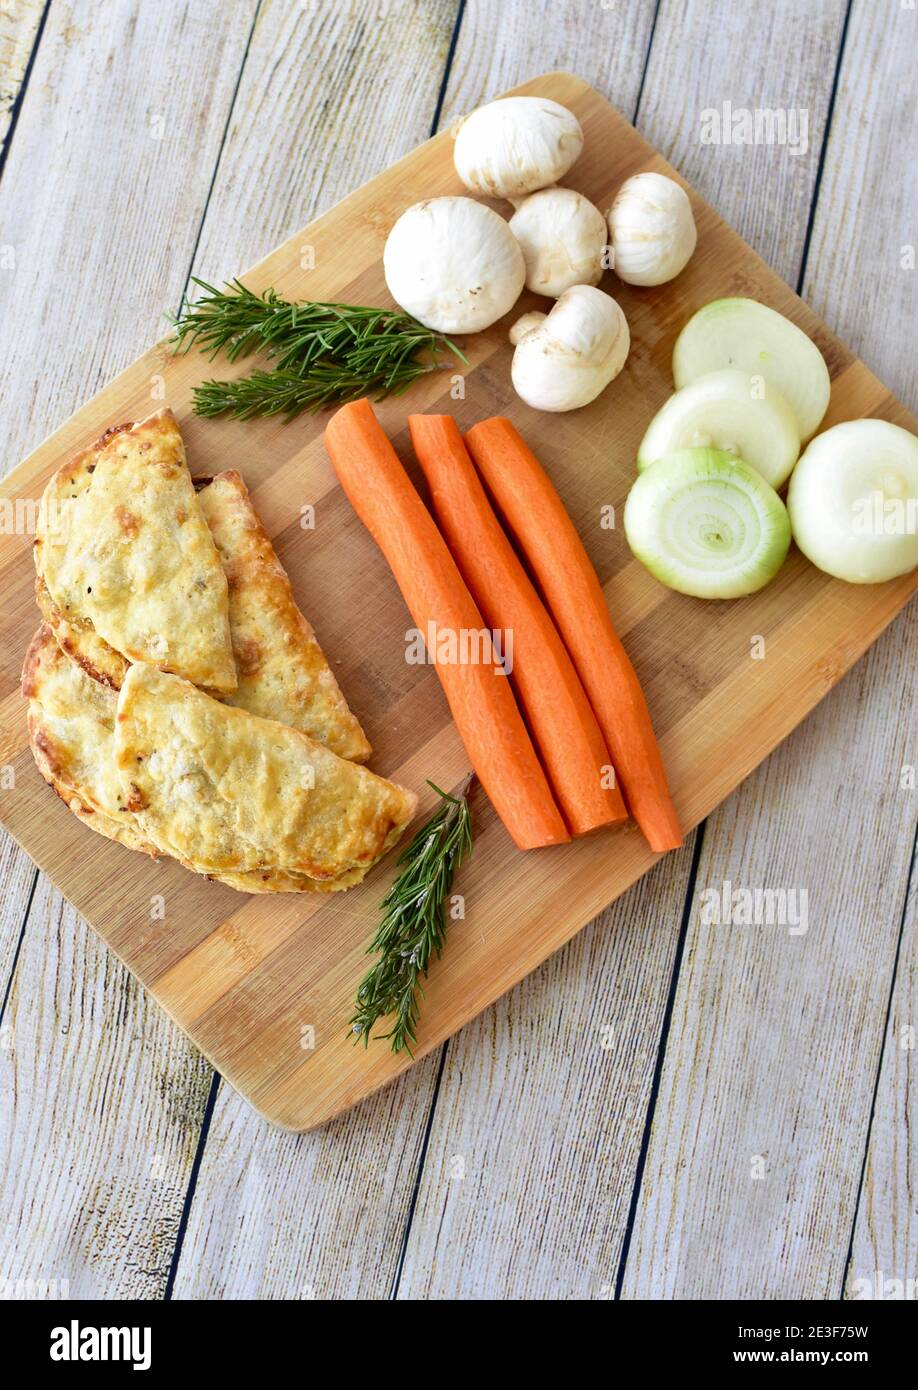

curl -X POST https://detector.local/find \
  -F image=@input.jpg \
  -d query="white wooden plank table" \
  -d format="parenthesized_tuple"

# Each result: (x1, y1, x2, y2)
(0, 0, 914, 1301)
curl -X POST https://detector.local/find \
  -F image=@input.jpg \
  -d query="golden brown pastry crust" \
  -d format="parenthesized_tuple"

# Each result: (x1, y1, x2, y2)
(23, 624, 161, 857)
(113, 663, 416, 880)
(36, 440, 369, 761)
(22, 626, 370, 893)
(26, 413, 414, 896)
(195, 471, 371, 761)
(35, 409, 237, 694)
(35, 572, 129, 689)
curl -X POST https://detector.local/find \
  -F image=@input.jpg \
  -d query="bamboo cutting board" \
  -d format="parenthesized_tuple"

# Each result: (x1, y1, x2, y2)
(0, 72, 915, 1130)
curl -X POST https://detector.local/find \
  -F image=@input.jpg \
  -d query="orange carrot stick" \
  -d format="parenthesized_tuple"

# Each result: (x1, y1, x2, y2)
(465, 416, 682, 853)
(408, 414, 627, 837)
(324, 399, 569, 851)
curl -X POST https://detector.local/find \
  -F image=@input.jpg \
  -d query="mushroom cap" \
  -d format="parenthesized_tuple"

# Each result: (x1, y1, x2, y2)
(607, 172, 697, 287)
(509, 186, 608, 297)
(383, 196, 525, 334)
(453, 96, 584, 199)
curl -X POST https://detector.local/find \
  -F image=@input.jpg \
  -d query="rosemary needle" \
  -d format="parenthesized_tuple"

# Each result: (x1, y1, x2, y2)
(350, 776, 474, 1056)
(170, 278, 467, 420)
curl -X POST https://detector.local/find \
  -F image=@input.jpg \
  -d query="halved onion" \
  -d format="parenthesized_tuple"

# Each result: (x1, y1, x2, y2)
(788, 419, 918, 583)
(624, 447, 791, 599)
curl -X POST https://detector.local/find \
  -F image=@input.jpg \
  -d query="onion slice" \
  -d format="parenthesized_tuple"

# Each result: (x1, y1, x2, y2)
(672, 298, 830, 440)
(624, 447, 791, 599)
(637, 368, 801, 488)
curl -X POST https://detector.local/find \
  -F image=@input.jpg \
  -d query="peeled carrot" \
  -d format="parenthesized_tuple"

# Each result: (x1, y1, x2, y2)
(465, 417, 682, 853)
(408, 414, 627, 837)
(324, 399, 569, 851)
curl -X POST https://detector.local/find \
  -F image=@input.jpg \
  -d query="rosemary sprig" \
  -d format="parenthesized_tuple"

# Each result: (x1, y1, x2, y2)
(350, 776, 474, 1056)
(170, 278, 467, 420)
(192, 363, 423, 421)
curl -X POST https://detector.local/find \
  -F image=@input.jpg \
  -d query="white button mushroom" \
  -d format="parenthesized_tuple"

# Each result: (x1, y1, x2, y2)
(383, 196, 525, 334)
(508, 187, 608, 298)
(453, 96, 584, 200)
(509, 284, 630, 412)
(607, 172, 697, 286)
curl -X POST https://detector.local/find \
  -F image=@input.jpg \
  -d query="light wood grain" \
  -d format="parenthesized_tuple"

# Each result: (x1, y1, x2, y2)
(0, 0, 258, 462)
(0, 0, 259, 1298)
(640, 0, 848, 283)
(803, 0, 918, 418)
(0, 0, 48, 1011)
(437, 0, 658, 129)
(0, 874, 213, 1298)
(170, 1058, 443, 1300)
(0, 830, 36, 986)
(846, 842, 917, 1299)
(619, 0, 918, 1302)
(192, 0, 462, 284)
(394, 842, 696, 1300)
(621, 606, 918, 1298)
(0, 72, 914, 1135)
(0, 0, 44, 158)
(0, 0, 51, 1015)
(812, 0, 918, 1296)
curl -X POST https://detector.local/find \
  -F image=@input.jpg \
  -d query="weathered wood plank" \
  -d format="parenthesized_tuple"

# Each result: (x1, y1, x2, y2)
(0, 0, 45, 160)
(0, 875, 214, 1298)
(802, 0, 917, 408)
(621, 606, 918, 1298)
(0, 0, 51, 1008)
(812, 0, 918, 1296)
(397, 0, 860, 1299)
(170, 1059, 442, 1300)
(437, 0, 658, 130)
(191, 0, 464, 283)
(846, 856, 917, 1301)
(394, 844, 695, 1300)
(0, 0, 259, 1298)
(637, 0, 849, 284)
(170, 0, 465, 1299)
(0, 831, 35, 988)
(0, 0, 258, 459)
(621, 0, 917, 1302)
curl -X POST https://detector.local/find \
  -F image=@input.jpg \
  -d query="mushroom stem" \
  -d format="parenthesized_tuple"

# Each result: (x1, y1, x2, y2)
(509, 312, 546, 346)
